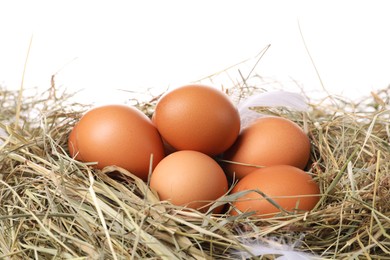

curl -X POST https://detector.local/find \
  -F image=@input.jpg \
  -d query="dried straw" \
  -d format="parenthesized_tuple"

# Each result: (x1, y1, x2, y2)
(1, 73, 390, 259)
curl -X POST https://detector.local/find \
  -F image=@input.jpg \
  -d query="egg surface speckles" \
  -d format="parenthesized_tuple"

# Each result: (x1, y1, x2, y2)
(150, 150, 228, 213)
(153, 84, 240, 156)
(224, 116, 311, 180)
(68, 105, 165, 181)
(230, 165, 320, 218)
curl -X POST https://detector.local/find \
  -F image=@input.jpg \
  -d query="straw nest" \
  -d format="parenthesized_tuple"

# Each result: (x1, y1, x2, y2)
(1, 77, 390, 260)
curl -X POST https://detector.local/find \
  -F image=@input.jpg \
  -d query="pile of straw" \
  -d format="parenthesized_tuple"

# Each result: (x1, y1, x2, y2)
(1, 78, 389, 259)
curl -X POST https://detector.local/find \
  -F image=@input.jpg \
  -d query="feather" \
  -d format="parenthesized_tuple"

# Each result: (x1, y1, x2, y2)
(237, 91, 309, 130)
(232, 231, 320, 260)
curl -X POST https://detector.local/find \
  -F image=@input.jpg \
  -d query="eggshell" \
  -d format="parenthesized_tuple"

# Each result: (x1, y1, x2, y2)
(153, 84, 240, 156)
(68, 104, 165, 181)
(223, 116, 311, 180)
(230, 165, 320, 218)
(150, 150, 228, 213)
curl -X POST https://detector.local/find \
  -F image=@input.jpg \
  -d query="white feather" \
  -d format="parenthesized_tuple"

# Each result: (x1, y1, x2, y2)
(232, 232, 320, 260)
(237, 91, 309, 129)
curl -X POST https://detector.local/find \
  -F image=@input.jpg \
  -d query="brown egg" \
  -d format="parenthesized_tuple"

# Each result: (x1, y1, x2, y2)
(153, 84, 240, 156)
(68, 104, 165, 181)
(150, 150, 228, 213)
(230, 165, 320, 218)
(223, 116, 310, 180)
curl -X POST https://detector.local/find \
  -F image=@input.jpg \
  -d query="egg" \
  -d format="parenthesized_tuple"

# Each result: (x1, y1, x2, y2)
(230, 165, 320, 218)
(153, 84, 240, 156)
(150, 150, 228, 213)
(223, 116, 311, 180)
(68, 104, 165, 181)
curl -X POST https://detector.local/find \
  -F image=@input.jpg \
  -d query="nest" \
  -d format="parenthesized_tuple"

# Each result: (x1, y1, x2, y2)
(1, 73, 390, 260)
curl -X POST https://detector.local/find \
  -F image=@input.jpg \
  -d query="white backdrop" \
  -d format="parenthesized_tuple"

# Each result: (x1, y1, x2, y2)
(1, 0, 390, 105)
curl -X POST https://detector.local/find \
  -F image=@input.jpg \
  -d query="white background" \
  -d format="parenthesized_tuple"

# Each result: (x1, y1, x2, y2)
(1, 0, 390, 105)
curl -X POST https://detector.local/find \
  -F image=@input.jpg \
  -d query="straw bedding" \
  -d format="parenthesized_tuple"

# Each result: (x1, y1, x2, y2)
(1, 80, 389, 259)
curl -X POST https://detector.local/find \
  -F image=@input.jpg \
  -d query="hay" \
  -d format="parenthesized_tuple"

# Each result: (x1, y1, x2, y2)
(1, 76, 390, 260)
